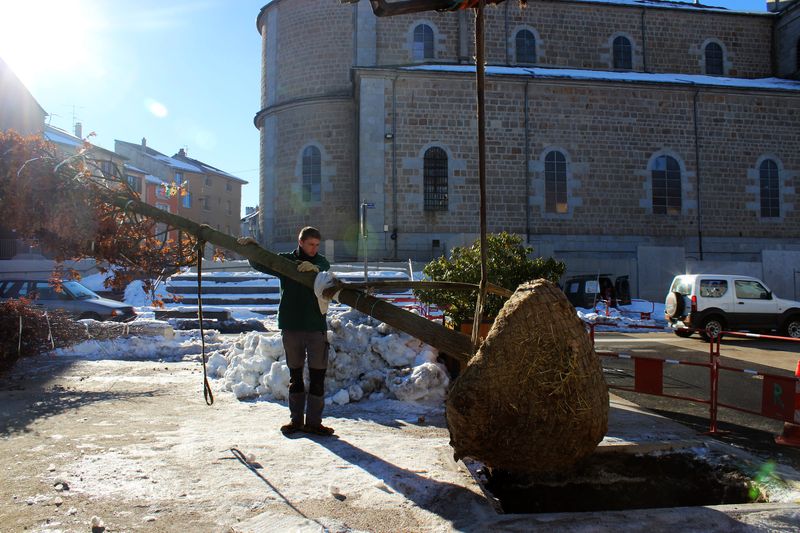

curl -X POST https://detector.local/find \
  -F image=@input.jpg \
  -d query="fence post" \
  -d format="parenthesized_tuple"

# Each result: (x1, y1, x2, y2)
(707, 333, 721, 434)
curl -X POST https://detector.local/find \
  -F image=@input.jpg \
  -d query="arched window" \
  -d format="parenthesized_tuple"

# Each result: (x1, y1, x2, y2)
(413, 24, 434, 61)
(705, 42, 724, 75)
(545, 151, 567, 214)
(652, 155, 681, 215)
(423, 147, 448, 211)
(515, 29, 536, 64)
(760, 159, 780, 218)
(613, 36, 632, 70)
(302, 146, 321, 203)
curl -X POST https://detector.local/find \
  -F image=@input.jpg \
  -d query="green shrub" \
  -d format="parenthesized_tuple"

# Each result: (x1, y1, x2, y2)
(415, 232, 566, 328)
(0, 299, 84, 371)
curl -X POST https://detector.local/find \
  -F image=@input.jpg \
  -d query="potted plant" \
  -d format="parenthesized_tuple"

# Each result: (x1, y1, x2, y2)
(415, 232, 566, 337)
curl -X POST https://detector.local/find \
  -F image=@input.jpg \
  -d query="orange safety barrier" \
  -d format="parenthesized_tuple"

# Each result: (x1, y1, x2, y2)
(592, 327, 800, 446)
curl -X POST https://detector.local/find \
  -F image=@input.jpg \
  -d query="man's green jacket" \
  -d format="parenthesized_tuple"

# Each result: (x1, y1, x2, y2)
(249, 248, 330, 332)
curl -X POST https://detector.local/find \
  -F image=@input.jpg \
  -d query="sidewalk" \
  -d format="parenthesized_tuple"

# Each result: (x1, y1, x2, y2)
(1, 355, 799, 532)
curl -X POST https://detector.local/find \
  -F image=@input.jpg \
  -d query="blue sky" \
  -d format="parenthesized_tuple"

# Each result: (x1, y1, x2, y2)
(0, 0, 770, 217)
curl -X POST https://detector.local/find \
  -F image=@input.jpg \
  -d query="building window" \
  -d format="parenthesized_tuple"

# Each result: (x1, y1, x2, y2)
(226, 200, 232, 215)
(126, 175, 141, 194)
(515, 29, 536, 64)
(704, 42, 724, 75)
(156, 203, 170, 213)
(423, 147, 448, 211)
(412, 23, 434, 61)
(202, 196, 211, 211)
(302, 146, 321, 203)
(226, 181, 232, 192)
(174, 172, 183, 185)
(652, 155, 681, 215)
(613, 36, 632, 70)
(182, 192, 191, 209)
(796, 38, 800, 72)
(100, 160, 113, 176)
(759, 159, 780, 218)
(544, 151, 568, 214)
(204, 175, 212, 186)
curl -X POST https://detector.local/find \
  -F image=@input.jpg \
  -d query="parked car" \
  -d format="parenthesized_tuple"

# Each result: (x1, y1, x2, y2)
(0, 279, 136, 322)
(563, 274, 631, 309)
(664, 274, 800, 340)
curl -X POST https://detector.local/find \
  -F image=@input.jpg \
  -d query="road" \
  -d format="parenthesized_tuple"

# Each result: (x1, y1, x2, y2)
(594, 330, 800, 468)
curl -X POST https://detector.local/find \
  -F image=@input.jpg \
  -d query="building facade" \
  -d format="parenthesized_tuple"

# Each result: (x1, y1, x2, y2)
(255, 0, 800, 299)
(0, 57, 46, 136)
(115, 140, 247, 237)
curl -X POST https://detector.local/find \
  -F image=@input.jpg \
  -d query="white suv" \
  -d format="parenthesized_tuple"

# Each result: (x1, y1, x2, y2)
(664, 274, 800, 340)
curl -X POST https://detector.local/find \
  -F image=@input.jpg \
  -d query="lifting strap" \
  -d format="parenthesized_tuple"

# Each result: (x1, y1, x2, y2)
(196, 240, 214, 406)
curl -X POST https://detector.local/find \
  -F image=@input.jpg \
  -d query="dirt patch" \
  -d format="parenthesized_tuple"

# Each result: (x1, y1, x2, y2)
(482, 452, 755, 514)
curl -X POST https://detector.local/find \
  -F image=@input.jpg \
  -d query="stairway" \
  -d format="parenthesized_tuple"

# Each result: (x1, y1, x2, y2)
(165, 272, 280, 310)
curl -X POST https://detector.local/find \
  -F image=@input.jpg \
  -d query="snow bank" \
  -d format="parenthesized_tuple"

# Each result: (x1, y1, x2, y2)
(212, 309, 449, 405)
(578, 301, 668, 333)
(52, 328, 227, 361)
(124, 280, 178, 307)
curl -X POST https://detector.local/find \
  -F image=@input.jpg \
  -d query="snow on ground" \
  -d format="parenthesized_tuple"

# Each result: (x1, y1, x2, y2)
(207, 308, 449, 405)
(578, 300, 669, 333)
(52, 325, 228, 361)
(60, 270, 670, 409)
(124, 279, 178, 307)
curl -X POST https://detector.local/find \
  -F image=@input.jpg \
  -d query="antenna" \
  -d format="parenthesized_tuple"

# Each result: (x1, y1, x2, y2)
(66, 104, 86, 130)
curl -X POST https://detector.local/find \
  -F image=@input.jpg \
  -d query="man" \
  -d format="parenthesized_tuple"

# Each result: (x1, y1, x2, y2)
(239, 227, 334, 436)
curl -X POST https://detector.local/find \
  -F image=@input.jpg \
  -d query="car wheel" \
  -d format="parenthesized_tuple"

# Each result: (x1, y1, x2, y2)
(78, 312, 102, 321)
(664, 291, 684, 319)
(700, 317, 725, 342)
(781, 317, 800, 339)
(673, 328, 693, 338)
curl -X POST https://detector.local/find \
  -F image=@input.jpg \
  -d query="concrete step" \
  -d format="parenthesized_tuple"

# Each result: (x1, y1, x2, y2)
(173, 297, 280, 306)
(166, 285, 280, 295)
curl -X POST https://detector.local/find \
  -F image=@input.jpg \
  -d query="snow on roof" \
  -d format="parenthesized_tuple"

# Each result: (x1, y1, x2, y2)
(124, 163, 147, 174)
(566, 0, 769, 15)
(173, 153, 248, 183)
(145, 174, 166, 185)
(151, 153, 204, 172)
(401, 64, 800, 92)
(43, 125, 82, 148)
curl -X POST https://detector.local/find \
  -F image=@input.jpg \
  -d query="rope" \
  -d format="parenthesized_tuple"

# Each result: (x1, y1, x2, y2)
(197, 240, 213, 406)
(44, 311, 54, 350)
(18, 314, 22, 359)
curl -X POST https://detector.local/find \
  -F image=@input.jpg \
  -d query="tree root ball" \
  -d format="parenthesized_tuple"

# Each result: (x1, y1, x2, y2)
(446, 279, 608, 474)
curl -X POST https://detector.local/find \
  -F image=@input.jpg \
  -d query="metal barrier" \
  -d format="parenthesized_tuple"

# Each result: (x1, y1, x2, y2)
(593, 326, 800, 444)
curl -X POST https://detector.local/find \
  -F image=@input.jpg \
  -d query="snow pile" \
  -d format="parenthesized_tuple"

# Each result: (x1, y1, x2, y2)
(52, 327, 227, 361)
(124, 280, 177, 307)
(578, 300, 668, 332)
(210, 309, 449, 405)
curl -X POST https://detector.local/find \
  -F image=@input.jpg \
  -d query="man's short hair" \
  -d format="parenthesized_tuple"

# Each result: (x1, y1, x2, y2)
(298, 226, 322, 241)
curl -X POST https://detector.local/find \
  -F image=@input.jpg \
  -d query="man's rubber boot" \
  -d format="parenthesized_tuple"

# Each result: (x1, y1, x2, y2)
(281, 392, 306, 435)
(303, 394, 334, 436)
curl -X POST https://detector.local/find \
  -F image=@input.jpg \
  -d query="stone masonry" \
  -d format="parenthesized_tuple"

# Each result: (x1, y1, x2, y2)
(255, 0, 800, 287)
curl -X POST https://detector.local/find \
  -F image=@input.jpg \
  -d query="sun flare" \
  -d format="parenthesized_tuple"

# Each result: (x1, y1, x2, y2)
(0, 0, 98, 86)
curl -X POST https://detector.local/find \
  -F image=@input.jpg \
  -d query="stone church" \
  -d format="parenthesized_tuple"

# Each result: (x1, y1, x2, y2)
(254, 0, 800, 300)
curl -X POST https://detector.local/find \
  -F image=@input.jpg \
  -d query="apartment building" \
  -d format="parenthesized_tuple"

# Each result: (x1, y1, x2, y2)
(115, 139, 247, 236)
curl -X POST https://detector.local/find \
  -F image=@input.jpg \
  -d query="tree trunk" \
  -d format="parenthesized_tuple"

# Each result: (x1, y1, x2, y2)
(109, 195, 474, 363)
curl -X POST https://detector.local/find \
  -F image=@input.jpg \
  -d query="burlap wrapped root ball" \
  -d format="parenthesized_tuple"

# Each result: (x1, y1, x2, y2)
(446, 279, 608, 474)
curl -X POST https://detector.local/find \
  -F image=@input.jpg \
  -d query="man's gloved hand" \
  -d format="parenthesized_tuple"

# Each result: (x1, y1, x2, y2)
(297, 261, 320, 273)
(237, 236, 258, 246)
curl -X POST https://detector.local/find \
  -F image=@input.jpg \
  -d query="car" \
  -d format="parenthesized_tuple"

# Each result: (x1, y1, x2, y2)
(0, 279, 136, 322)
(664, 274, 800, 340)
(563, 274, 631, 309)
